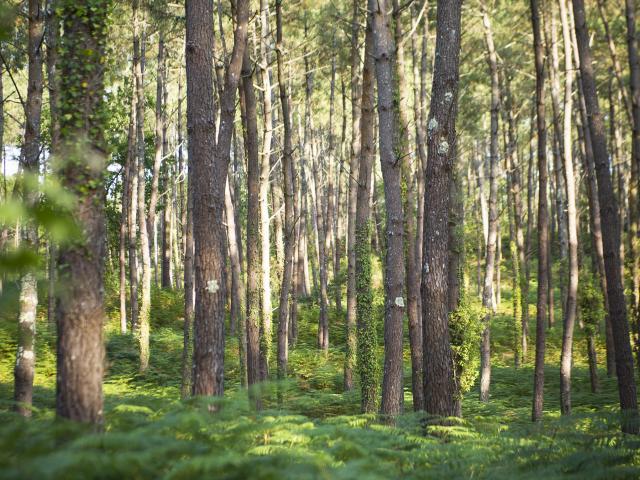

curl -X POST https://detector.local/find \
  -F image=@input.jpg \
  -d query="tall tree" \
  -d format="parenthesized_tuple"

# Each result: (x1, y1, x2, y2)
(14, 0, 44, 417)
(421, 0, 462, 418)
(56, 0, 110, 424)
(530, 0, 549, 424)
(275, 0, 294, 384)
(572, 0, 639, 434)
(370, 0, 406, 417)
(558, 0, 579, 416)
(479, 4, 500, 403)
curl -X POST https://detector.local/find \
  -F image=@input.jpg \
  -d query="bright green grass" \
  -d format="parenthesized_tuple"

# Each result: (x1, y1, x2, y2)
(1, 267, 639, 479)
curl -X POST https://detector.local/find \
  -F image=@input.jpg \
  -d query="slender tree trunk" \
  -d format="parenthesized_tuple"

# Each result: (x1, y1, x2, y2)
(344, 0, 361, 392)
(275, 0, 294, 385)
(422, 0, 462, 418)
(530, 0, 549, 424)
(241, 47, 262, 401)
(572, 0, 639, 434)
(56, 0, 109, 424)
(356, 9, 377, 413)
(259, 0, 273, 378)
(14, 0, 44, 418)
(624, 0, 640, 364)
(558, 0, 579, 416)
(479, 5, 500, 403)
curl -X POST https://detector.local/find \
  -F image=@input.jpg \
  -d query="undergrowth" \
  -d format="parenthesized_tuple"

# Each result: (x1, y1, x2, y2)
(0, 269, 639, 479)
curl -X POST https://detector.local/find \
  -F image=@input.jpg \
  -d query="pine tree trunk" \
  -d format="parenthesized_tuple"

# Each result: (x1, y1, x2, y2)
(56, 0, 109, 424)
(14, 0, 44, 418)
(558, 0, 579, 416)
(421, 0, 462, 418)
(530, 0, 548, 424)
(344, 0, 361, 392)
(572, 0, 639, 434)
(479, 5, 500, 403)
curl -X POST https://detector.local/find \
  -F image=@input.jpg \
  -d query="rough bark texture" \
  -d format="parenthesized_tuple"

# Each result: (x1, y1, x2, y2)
(370, 0, 406, 418)
(530, 0, 548, 424)
(14, 0, 44, 418)
(422, 0, 462, 418)
(188, 0, 248, 397)
(572, 0, 639, 434)
(356, 10, 377, 413)
(56, 0, 110, 424)
(241, 47, 262, 399)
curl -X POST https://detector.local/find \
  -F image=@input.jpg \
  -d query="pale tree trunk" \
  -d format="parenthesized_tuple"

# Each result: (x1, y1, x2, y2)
(188, 0, 248, 397)
(56, 0, 109, 424)
(572, 0, 639, 434)
(150, 33, 165, 287)
(558, 0, 579, 416)
(225, 177, 246, 386)
(479, 5, 500, 403)
(355, 9, 377, 413)
(370, 0, 406, 418)
(421, 0, 462, 418)
(257, 0, 274, 378)
(344, 0, 361, 392)
(46, 0, 60, 330)
(275, 0, 294, 386)
(14, 0, 44, 418)
(530, 0, 549, 424)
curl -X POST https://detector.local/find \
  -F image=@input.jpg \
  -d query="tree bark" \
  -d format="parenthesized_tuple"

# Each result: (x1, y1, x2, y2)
(530, 0, 549, 424)
(56, 0, 109, 424)
(14, 0, 44, 418)
(421, 0, 462, 418)
(572, 0, 639, 434)
(479, 5, 500, 403)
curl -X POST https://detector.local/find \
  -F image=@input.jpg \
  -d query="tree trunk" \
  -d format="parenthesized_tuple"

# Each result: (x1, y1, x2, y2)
(56, 0, 109, 424)
(530, 0, 548, 424)
(275, 0, 294, 386)
(572, 0, 639, 434)
(344, 0, 361, 392)
(14, 0, 44, 418)
(422, 0, 462, 418)
(356, 8, 377, 413)
(370, 0, 406, 418)
(259, 0, 273, 378)
(558, 0, 579, 416)
(240, 46, 262, 402)
(479, 5, 500, 403)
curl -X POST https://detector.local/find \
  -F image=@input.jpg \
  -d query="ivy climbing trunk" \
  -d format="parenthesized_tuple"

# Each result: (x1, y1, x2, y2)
(56, 0, 110, 424)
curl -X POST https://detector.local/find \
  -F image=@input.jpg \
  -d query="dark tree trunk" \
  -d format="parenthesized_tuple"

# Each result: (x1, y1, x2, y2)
(370, 0, 406, 418)
(56, 0, 109, 424)
(572, 0, 639, 434)
(421, 0, 462, 418)
(530, 0, 549, 424)
(187, 0, 248, 397)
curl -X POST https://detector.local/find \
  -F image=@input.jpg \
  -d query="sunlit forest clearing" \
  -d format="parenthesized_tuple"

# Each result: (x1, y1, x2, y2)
(1, 0, 640, 478)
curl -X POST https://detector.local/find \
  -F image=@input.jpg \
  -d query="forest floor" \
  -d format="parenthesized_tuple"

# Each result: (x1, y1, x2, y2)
(1, 272, 640, 479)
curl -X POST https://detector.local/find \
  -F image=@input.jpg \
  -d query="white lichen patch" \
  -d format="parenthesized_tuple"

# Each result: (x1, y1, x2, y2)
(438, 140, 450, 155)
(445, 91, 453, 102)
(207, 279, 220, 294)
(428, 117, 438, 133)
(394, 297, 405, 308)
